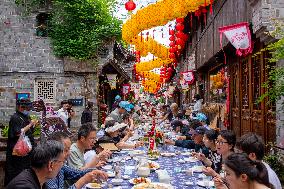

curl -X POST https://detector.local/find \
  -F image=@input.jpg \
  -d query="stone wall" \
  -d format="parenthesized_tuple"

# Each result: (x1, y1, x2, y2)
(0, 0, 99, 127)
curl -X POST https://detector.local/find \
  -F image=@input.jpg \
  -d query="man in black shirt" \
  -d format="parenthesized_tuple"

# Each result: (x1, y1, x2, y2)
(6, 140, 65, 189)
(81, 101, 94, 125)
(4, 99, 38, 186)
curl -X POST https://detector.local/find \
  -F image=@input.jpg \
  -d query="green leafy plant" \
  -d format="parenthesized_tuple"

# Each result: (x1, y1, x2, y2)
(49, 0, 122, 60)
(1, 124, 9, 138)
(15, 0, 122, 60)
(264, 154, 284, 183)
(258, 20, 284, 104)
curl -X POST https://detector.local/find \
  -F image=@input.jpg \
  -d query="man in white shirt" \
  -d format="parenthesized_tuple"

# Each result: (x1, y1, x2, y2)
(57, 100, 69, 126)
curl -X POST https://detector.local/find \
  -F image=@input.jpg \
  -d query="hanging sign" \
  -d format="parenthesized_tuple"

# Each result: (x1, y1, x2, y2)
(122, 84, 131, 95)
(182, 71, 195, 84)
(219, 22, 253, 57)
(180, 79, 189, 91)
(106, 74, 117, 90)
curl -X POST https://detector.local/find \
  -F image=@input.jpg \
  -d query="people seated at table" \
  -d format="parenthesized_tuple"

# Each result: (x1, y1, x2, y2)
(165, 120, 202, 148)
(192, 112, 211, 130)
(193, 129, 222, 173)
(109, 101, 132, 123)
(175, 119, 202, 141)
(97, 121, 144, 150)
(235, 133, 281, 189)
(46, 131, 108, 189)
(214, 153, 272, 189)
(67, 123, 111, 170)
(203, 130, 236, 177)
(6, 140, 65, 189)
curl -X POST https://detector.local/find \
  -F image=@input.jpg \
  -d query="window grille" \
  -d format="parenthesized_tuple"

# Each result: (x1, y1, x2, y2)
(34, 79, 56, 103)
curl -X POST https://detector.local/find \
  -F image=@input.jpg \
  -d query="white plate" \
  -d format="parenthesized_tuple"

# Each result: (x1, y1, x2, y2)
(181, 152, 192, 156)
(132, 182, 174, 189)
(184, 157, 199, 163)
(196, 180, 215, 187)
(122, 175, 131, 180)
(193, 166, 205, 173)
(160, 153, 176, 157)
(111, 178, 124, 186)
(129, 178, 151, 185)
(102, 165, 112, 170)
(148, 161, 160, 170)
(131, 150, 144, 155)
(85, 183, 102, 189)
(107, 171, 115, 178)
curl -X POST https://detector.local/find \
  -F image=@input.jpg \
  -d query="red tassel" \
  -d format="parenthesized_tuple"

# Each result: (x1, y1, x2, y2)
(204, 0, 207, 7)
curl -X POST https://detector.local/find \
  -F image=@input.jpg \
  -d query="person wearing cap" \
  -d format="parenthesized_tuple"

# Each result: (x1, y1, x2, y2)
(165, 121, 205, 151)
(192, 113, 211, 130)
(97, 122, 144, 150)
(109, 101, 131, 123)
(5, 98, 39, 186)
(111, 95, 122, 111)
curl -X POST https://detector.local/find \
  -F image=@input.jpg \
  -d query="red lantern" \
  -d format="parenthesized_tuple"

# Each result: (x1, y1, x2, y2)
(169, 41, 175, 47)
(169, 53, 176, 59)
(176, 38, 184, 46)
(169, 35, 175, 41)
(175, 23, 184, 31)
(176, 18, 184, 23)
(175, 31, 184, 38)
(125, 0, 136, 11)
(169, 29, 175, 35)
(169, 47, 176, 53)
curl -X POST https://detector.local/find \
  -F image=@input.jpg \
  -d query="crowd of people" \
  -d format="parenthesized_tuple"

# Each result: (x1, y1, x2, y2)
(4, 95, 282, 189)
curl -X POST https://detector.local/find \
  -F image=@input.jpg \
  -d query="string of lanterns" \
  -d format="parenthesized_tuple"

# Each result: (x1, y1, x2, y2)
(123, 0, 215, 93)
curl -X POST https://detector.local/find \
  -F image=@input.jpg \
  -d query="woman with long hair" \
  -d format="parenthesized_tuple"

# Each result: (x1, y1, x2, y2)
(214, 153, 273, 189)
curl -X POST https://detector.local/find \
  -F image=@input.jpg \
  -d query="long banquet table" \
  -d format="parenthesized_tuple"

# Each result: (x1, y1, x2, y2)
(84, 145, 214, 189)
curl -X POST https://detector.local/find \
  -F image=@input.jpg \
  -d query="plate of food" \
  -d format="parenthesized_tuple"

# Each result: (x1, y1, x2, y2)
(148, 161, 160, 170)
(132, 182, 174, 189)
(160, 152, 176, 157)
(196, 180, 215, 187)
(129, 177, 151, 185)
(184, 157, 199, 163)
(86, 183, 101, 189)
(193, 166, 205, 173)
(102, 165, 112, 171)
(106, 171, 115, 178)
(131, 150, 145, 156)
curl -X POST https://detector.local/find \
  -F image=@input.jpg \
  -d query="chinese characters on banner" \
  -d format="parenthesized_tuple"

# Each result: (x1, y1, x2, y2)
(122, 84, 131, 95)
(106, 74, 117, 90)
(219, 22, 253, 57)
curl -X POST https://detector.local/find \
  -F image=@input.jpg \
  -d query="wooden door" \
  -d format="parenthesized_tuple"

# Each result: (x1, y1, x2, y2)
(251, 53, 265, 137)
(230, 62, 241, 136)
(240, 57, 251, 135)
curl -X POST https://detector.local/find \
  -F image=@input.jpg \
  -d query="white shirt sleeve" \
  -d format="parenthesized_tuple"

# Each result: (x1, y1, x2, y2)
(84, 150, 97, 165)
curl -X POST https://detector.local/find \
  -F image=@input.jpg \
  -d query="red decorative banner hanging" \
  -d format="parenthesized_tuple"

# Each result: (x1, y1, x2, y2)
(219, 22, 253, 57)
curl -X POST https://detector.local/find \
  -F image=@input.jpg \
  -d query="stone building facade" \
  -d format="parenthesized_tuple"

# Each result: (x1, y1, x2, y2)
(0, 0, 121, 127)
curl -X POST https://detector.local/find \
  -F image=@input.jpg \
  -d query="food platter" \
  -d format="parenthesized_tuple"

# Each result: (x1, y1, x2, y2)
(160, 152, 176, 157)
(148, 160, 160, 170)
(86, 183, 101, 189)
(129, 177, 151, 185)
(132, 182, 174, 189)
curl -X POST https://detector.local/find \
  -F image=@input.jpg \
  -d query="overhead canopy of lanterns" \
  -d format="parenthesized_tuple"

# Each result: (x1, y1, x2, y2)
(123, 0, 214, 93)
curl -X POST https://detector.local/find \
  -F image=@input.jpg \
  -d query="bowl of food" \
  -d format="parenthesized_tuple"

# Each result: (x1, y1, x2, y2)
(132, 182, 174, 189)
(148, 161, 160, 170)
